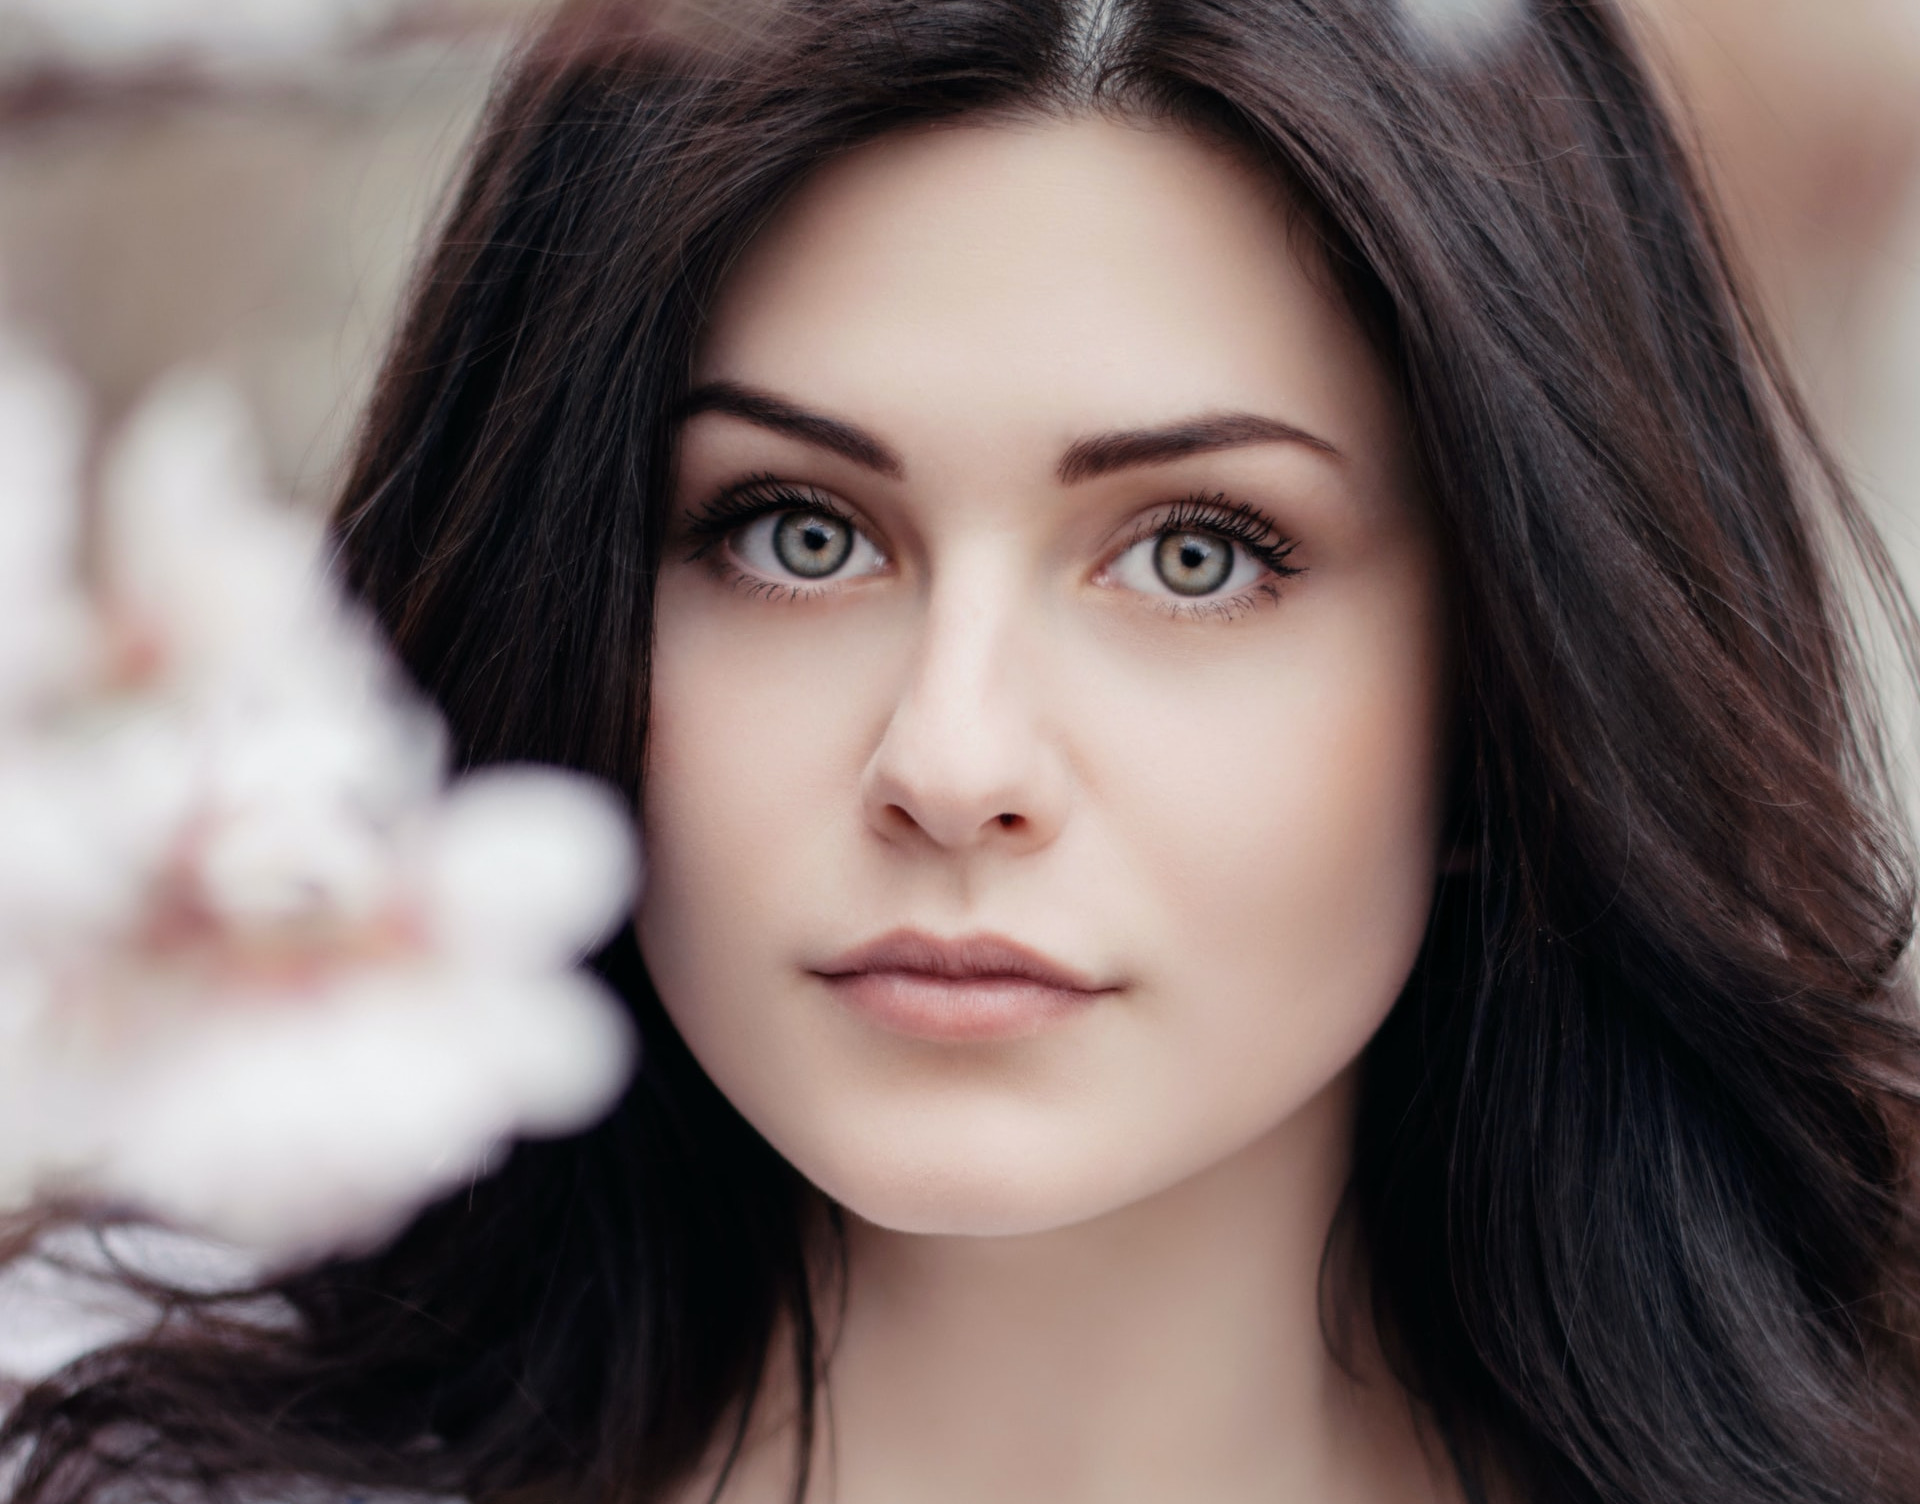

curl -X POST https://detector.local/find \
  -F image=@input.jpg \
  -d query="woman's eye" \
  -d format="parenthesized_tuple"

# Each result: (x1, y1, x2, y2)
(731, 507, 886, 585)
(1106, 526, 1267, 602)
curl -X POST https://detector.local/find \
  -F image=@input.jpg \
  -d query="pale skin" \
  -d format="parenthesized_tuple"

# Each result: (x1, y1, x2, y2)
(639, 114, 1456, 1503)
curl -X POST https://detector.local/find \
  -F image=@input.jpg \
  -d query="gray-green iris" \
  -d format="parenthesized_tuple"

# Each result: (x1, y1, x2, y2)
(774, 510, 854, 578)
(1154, 530, 1233, 596)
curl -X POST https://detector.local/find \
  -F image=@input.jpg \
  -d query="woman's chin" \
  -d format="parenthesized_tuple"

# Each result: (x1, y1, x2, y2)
(778, 1132, 1181, 1240)
(828, 1176, 1128, 1240)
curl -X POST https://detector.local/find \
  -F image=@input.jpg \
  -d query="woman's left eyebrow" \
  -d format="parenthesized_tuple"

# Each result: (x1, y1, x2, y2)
(1057, 413, 1342, 484)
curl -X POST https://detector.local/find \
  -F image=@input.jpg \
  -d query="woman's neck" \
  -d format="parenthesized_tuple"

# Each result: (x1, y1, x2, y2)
(683, 1074, 1454, 1504)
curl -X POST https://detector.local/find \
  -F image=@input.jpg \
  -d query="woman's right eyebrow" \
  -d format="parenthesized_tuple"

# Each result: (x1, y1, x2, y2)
(680, 381, 905, 478)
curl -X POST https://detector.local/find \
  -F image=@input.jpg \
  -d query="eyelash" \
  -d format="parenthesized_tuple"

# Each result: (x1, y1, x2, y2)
(681, 477, 1303, 618)
(681, 475, 872, 600)
(1107, 494, 1303, 621)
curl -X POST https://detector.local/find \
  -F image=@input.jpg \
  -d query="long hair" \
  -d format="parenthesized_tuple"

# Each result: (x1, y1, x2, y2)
(7, 1, 1920, 1500)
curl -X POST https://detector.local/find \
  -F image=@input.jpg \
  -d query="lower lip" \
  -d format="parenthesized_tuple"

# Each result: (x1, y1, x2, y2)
(821, 972, 1100, 1042)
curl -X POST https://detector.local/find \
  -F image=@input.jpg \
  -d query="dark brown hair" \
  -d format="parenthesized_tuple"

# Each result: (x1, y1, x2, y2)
(7, 1, 1920, 1500)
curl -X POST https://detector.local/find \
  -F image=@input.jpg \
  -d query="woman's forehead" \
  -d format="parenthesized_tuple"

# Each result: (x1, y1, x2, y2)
(693, 113, 1402, 488)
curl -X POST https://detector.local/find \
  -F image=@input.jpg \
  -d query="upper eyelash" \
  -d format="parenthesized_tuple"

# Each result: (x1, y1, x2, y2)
(1112, 493, 1303, 579)
(680, 474, 864, 562)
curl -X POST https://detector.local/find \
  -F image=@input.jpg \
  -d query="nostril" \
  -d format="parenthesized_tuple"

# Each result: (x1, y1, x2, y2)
(997, 813, 1020, 829)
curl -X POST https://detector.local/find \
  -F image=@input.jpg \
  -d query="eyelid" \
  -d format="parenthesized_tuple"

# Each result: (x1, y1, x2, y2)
(682, 475, 862, 549)
(682, 475, 890, 589)
(1098, 494, 1301, 580)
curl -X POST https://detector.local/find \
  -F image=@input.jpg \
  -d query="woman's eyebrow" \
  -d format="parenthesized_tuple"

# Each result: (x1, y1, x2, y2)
(678, 382, 1340, 486)
(680, 380, 904, 478)
(1057, 413, 1342, 484)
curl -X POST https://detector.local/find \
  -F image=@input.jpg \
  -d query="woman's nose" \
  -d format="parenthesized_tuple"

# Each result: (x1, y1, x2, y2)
(859, 580, 1069, 855)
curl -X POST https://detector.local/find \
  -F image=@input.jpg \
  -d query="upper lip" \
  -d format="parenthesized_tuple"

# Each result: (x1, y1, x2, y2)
(812, 929, 1113, 993)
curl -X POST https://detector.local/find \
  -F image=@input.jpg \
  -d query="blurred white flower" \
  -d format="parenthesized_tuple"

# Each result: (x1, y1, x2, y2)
(0, 353, 639, 1265)
(0, 0, 413, 77)
(1398, 0, 1526, 58)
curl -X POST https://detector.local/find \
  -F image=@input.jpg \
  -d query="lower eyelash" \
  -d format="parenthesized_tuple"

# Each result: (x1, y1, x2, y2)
(1157, 578, 1286, 622)
(725, 575, 808, 603)
(711, 564, 852, 605)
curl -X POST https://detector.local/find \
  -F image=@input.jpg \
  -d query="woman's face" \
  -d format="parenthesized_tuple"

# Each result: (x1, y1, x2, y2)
(639, 115, 1449, 1236)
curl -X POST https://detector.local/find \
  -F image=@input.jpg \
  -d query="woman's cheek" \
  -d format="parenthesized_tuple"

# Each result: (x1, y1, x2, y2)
(638, 570, 909, 1006)
(1092, 560, 1449, 1072)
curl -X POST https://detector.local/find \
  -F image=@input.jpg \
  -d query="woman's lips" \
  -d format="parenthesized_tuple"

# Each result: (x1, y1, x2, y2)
(811, 929, 1116, 1042)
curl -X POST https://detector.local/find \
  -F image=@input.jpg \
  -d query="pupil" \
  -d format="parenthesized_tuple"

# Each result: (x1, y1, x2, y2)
(774, 510, 853, 578)
(1154, 529, 1233, 596)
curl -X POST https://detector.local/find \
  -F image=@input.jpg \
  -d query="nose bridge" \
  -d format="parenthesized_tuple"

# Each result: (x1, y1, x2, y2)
(918, 558, 1017, 722)
(863, 548, 1063, 852)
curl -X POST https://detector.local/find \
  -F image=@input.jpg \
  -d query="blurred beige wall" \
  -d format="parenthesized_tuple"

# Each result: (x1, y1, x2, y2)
(1633, 0, 1920, 572)
(0, 17, 528, 508)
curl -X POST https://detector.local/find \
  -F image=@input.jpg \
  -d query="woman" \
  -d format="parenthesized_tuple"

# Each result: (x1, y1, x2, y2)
(6, 0, 1920, 1500)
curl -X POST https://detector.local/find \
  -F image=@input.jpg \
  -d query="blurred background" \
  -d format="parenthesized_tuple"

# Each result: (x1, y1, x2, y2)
(1631, 0, 1920, 575)
(0, 0, 542, 511)
(0, 0, 1915, 533)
